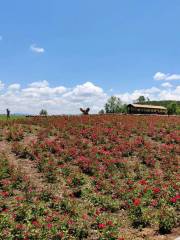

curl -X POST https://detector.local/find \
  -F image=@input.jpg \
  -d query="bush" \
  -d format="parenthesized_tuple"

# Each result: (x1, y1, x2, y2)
(130, 206, 150, 228)
(159, 206, 177, 234)
(0, 156, 10, 180)
(167, 102, 177, 115)
(91, 195, 119, 212)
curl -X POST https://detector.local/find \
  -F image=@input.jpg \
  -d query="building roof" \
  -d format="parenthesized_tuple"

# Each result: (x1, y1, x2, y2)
(128, 104, 167, 110)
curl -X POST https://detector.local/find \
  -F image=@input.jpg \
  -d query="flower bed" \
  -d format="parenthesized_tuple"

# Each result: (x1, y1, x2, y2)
(0, 115, 179, 239)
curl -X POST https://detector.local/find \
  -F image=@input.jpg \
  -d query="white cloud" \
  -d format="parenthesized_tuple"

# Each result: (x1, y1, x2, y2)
(0, 81, 107, 114)
(63, 82, 105, 99)
(62, 82, 107, 112)
(154, 72, 180, 81)
(30, 44, 45, 53)
(29, 80, 49, 88)
(21, 80, 67, 99)
(143, 87, 160, 94)
(0, 81, 5, 90)
(117, 85, 180, 103)
(0, 80, 179, 115)
(117, 87, 160, 103)
(158, 86, 180, 100)
(22, 86, 67, 98)
(161, 82, 173, 88)
(8, 83, 21, 91)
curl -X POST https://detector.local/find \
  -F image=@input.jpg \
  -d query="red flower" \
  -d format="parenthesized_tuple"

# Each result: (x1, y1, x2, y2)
(68, 220, 74, 225)
(139, 179, 147, 185)
(2, 208, 8, 212)
(176, 194, 180, 200)
(82, 213, 88, 220)
(170, 197, 177, 203)
(95, 209, 101, 216)
(143, 187, 148, 193)
(98, 223, 106, 229)
(133, 198, 141, 207)
(16, 224, 24, 230)
(32, 220, 40, 227)
(151, 199, 158, 207)
(153, 187, 160, 194)
(0, 179, 11, 186)
(106, 220, 113, 226)
(15, 196, 24, 201)
(170, 195, 180, 204)
(0, 191, 9, 197)
(47, 223, 53, 229)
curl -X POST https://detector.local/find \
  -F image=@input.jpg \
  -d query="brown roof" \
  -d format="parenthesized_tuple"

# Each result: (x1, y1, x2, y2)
(128, 104, 167, 110)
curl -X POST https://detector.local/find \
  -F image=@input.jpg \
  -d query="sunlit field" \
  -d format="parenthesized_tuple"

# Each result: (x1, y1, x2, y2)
(0, 115, 25, 121)
(0, 115, 179, 239)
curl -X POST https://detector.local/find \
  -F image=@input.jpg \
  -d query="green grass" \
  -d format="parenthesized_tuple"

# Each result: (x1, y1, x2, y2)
(0, 115, 26, 121)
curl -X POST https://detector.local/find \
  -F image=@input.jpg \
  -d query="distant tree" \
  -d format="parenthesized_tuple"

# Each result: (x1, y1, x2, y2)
(121, 104, 128, 113)
(177, 107, 180, 115)
(99, 109, 105, 114)
(146, 97, 150, 102)
(105, 96, 125, 113)
(167, 102, 177, 115)
(39, 109, 48, 116)
(137, 96, 146, 103)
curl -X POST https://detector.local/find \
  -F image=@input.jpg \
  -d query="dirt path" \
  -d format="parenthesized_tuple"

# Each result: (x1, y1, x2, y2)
(0, 140, 47, 192)
(0, 137, 67, 198)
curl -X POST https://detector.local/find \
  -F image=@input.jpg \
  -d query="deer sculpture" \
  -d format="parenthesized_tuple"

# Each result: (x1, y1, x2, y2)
(80, 108, 90, 115)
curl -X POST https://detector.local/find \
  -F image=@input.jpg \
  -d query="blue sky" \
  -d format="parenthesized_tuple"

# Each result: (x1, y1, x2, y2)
(0, 0, 180, 114)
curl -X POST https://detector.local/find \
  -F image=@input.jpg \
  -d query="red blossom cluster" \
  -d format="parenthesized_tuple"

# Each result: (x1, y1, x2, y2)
(0, 115, 179, 239)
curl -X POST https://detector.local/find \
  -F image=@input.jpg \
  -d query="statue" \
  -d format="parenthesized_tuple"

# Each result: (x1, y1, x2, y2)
(80, 108, 90, 115)
(6, 109, 10, 119)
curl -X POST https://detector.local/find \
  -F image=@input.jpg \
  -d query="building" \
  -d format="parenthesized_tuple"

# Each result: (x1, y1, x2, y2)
(127, 104, 167, 114)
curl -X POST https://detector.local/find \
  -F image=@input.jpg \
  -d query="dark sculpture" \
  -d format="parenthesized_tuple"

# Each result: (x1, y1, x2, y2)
(6, 109, 10, 119)
(80, 108, 90, 115)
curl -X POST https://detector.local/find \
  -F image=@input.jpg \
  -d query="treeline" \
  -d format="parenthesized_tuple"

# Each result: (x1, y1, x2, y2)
(99, 96, 180, 115)
(138, 99, 180, 107)
(135, 99, 180, 115)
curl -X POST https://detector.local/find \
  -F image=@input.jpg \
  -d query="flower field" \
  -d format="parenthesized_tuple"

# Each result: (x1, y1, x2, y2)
(0, 115, 179, 240)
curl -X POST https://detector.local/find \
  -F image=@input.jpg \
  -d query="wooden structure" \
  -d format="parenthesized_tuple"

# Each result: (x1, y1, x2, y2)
(127, 104, 167, 114)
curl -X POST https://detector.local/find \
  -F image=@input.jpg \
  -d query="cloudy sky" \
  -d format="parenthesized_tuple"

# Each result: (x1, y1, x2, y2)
(0, 1, 180, 114)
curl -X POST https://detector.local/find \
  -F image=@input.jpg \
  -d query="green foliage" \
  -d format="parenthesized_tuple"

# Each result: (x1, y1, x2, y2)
(0, 156, 10, 180)
(167, 102, 177, 115)
(130, 206, 150, 228)
(137, 100, 180, 115)
(145, 100, 180, 108)
(176, 107, 180, 115)
(137, 95, 146, 103)
(104, 96, 127, 113)
(71, 176, 85, 187)
(99, 109, 105, 114)
(60, 199, 76, 216)
(159, 206, 177, 233)
(39, 109, 48, 116)
(70, 227, 89, 239)
(0, 115, 25, 120)
(91, 195, 119, 212)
